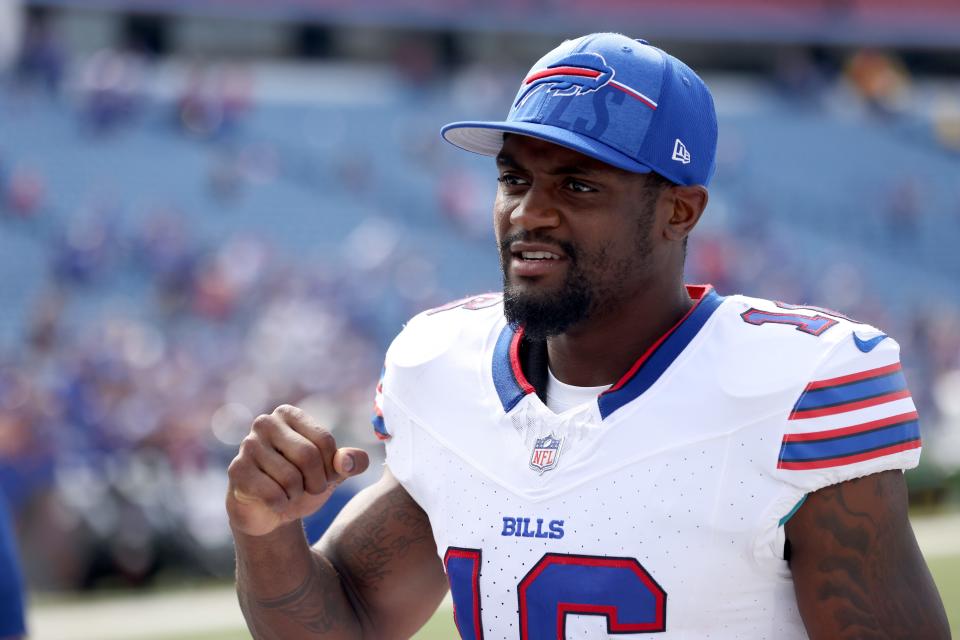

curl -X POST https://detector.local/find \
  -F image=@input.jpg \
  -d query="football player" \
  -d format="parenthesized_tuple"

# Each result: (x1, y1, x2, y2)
(227, 33, 950, 639)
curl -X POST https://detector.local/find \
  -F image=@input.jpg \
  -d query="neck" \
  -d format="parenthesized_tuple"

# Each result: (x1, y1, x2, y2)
(545, 281, 694, 388)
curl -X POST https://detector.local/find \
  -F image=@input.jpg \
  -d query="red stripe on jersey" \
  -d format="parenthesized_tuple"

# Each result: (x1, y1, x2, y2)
(777, 439, 921, 470)
(783, 411, 919, 443)
(607, 286, 711, 393)
(805, 362, 902, 390)
(789, 389, 912, 420)
(510, 327, 536, 395)
(557, 604, 615, 633)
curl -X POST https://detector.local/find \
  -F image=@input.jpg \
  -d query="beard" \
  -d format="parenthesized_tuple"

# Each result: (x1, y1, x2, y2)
(500, 234, 594, 341)
(498, 202, 657, 341)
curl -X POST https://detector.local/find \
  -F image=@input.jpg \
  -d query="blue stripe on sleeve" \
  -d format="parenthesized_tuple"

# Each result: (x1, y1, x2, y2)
(794, 371, 907, 411)
(779, 420, 920, 462)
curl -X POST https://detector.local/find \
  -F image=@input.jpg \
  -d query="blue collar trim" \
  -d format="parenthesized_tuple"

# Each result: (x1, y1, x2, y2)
(598, 287, 724, 419)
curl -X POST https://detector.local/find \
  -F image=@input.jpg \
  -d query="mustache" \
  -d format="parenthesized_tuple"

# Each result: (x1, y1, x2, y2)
(498, 231, 577, 263)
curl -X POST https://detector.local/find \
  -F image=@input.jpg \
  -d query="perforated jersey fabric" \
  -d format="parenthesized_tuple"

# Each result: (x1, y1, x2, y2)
(374, 288, 920, 639)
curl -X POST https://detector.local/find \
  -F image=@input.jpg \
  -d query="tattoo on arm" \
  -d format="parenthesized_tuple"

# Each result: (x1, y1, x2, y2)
(790, 471, 950, 640)
(236, 547, 358, 639)
(331, 486, 435, 595)
(239, 482, 439, 639)
(253, 559, 350, 635)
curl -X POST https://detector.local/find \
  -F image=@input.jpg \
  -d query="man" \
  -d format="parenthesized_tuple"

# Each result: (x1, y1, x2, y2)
(227, 33, 950, 639)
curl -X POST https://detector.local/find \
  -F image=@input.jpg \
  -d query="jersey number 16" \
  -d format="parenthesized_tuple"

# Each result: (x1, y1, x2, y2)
(445, 547, 667, 639)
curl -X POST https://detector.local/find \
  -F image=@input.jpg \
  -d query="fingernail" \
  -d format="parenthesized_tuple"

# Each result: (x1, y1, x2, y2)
(342, 455, 355, 472)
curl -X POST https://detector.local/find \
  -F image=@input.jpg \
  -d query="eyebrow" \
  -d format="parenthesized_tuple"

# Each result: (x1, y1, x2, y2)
(496, 152, 600, 177)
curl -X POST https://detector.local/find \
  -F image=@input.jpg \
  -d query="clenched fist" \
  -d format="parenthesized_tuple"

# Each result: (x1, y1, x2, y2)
(226, 404, 370, 537)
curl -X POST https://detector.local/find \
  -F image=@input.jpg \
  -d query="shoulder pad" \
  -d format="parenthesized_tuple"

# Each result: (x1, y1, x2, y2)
(386, 293, 503, 369)
(715, 295, 886, 399)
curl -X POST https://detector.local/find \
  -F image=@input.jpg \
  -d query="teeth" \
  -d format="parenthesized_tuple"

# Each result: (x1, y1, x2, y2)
(521, 251, 559, 260)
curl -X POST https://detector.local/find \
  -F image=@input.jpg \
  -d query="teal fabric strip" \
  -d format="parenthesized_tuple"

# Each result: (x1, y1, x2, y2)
(779, 495, 808, 527)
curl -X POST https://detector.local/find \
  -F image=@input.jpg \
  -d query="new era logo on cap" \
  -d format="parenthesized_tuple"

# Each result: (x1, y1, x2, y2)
(672, 139, 691, 164)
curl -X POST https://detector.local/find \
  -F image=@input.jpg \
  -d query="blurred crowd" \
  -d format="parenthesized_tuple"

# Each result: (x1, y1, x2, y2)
(1, 18, 960, 597)
(0, 212, 393, 589)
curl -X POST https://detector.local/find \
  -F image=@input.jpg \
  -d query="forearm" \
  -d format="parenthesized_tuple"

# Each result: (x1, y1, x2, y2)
(789, 471, 950, 639)
(234, 522, 364, 640)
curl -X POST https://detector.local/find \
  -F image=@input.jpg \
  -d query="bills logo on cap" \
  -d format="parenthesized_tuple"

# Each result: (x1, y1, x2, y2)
(516, 52, 658, 111)
(529, 433, 564, 474)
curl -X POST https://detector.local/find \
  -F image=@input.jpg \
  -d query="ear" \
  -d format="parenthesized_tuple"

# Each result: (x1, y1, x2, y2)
(663, 185, 708, 242)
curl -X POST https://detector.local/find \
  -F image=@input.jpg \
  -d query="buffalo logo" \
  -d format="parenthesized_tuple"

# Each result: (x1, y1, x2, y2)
(515, 53, 615, 107)
(515, 52, 658, 110)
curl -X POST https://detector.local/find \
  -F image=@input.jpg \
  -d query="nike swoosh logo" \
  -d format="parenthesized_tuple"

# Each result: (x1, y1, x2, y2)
(853, 333, 888, 353)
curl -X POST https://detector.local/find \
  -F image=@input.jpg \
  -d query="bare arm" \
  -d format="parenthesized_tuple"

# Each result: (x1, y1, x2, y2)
(234, 522, 353, 639)
(228, 405, 448, 640)
(786, 470, 950, 639)
(317, 468, 449, 637)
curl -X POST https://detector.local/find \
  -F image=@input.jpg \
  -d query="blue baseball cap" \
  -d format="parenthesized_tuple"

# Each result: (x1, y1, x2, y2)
(441, 33, 718, 187)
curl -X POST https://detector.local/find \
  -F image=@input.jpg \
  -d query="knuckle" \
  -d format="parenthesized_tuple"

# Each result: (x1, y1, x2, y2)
(315, 431, 336, 451)
(238, 435, 261, 455)
(226, 456, 243, 478)
(289, 443, 321, 470)
(273, 404, 303, 421)
(278, 468, 303, 494)
(228, 448, 256, 476)
(307, 477, 328, 495)
(251, 414, 275, 434)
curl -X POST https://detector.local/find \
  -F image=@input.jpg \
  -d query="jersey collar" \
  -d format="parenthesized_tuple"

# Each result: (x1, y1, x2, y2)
(492, 285, 724, 419)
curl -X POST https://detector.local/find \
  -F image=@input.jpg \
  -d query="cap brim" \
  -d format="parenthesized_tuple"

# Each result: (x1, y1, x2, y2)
(441, 120, 652, 175)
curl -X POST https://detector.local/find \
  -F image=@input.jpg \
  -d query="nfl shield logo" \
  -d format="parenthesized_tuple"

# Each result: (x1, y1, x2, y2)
(529, 433, 564, 475)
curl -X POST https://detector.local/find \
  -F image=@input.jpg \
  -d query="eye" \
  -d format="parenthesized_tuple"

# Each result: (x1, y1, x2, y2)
(565, 179, 596, 193)
(497, 174, 528, 187)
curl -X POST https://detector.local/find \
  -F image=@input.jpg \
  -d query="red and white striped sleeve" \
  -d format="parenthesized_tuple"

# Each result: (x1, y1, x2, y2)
(777, 334, 921, 489)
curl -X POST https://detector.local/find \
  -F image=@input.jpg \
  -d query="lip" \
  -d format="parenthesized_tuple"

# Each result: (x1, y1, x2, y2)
(509, 241, 568, 259)
(508, 241, 568, 279)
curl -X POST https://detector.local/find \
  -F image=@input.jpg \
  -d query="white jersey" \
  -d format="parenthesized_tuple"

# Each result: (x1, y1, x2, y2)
(372, 286, 921, 640)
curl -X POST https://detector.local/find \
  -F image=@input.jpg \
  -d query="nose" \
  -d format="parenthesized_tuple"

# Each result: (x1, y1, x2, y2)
(509, 184, 561, 232)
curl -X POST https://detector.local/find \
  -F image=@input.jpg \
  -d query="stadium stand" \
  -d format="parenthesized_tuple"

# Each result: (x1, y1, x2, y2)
(1, 23, 959, 592)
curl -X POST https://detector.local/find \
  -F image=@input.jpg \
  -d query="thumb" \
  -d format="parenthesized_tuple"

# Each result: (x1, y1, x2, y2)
(333, 447, 370, 478)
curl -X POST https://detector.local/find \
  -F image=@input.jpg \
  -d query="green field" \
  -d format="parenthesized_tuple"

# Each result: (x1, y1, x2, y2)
(412, 607, 458, 640)
(930, 554, 960, 634)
